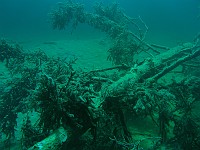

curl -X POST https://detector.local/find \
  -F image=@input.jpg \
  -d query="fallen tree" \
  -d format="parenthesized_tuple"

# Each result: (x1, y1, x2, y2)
(49, 1, 160, 66)
(28, 127, 68, 150)
(1, 1, 200, 150)
(24, 42, 200, 150)
(102, 43, 200, 97)
(31, 1, 200, 149)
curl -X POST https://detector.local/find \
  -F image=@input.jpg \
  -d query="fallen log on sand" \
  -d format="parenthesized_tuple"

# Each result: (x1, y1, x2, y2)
(102, 43, 200, 97)
(27, 43, 200, 150)
(28, 127, 68, 150)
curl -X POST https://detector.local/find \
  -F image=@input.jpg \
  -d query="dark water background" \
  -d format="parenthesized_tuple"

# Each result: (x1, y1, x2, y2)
(0, 0, 200, 46)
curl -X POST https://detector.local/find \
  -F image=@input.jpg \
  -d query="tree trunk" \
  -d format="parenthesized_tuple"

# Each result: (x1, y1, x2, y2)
(102, 43, 200, 97)
(28, 127, 68, 150)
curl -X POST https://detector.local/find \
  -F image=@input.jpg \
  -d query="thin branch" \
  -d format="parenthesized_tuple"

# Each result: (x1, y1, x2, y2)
(151, 44, 170, 50)
(89, 64, 130, 73)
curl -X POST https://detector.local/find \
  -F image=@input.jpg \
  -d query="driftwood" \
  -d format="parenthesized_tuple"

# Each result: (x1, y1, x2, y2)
(22, 2, 200, 149)
(102, 43, 200, 97)
(16, 41, 200, 150)
(28, 127, 68, 150)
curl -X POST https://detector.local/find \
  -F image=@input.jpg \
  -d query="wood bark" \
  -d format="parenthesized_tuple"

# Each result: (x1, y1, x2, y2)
(102, 43, 200, 97)
(28, 127, 68, 150)
(26, 43, 200, 149)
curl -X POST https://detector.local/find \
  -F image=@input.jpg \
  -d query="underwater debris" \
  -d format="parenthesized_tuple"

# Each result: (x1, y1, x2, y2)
(1, 38, 200, 150)
(1, 1, 200, 150)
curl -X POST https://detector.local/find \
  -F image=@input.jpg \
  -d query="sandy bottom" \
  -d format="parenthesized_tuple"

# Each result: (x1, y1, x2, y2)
(17, 33, 112, 69)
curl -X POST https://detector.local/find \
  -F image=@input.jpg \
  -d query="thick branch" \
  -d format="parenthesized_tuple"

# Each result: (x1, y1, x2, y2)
(28, 127, 68, 150)
(89, 64, 130, 73)
(102, 43, 198, 97)
(148, 47, 200, 83)
(50, 2, 158, 53)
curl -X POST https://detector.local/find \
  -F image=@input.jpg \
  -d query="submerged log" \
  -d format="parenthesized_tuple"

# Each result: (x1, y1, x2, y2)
(28, 127, 68, 150)
(103, 43, 200, 97)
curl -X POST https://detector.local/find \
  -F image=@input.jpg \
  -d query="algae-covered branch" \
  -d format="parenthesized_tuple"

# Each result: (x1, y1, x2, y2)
(49, 1, 158, 66)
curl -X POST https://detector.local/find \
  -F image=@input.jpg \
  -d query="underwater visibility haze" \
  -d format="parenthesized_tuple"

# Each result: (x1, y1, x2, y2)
(0, 0, 200, 150)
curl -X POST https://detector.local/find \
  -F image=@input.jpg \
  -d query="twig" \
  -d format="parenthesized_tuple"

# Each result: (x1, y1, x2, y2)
(151, 44, 170, 50)
(128, 31, 160, 54)
(122, 15, 160, 54)
(89, 64, 130, 73)
(123, 15, 148, 40)
(138, 16, 149, 40)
